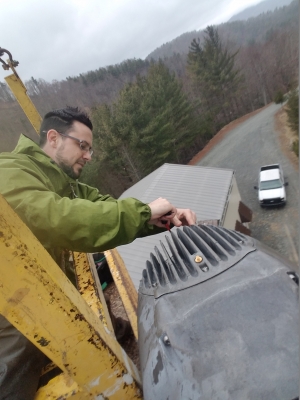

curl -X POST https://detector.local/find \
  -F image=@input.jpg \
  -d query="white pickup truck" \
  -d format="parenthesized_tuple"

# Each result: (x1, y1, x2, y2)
(254, 164, 288, 207)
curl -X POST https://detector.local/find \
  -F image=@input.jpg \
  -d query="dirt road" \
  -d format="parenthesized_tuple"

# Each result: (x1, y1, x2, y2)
(191, 103, 299, 268)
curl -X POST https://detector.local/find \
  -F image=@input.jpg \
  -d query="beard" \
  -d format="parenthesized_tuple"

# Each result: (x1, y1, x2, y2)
(58, 161, 81, 179)
(56, 146, 83, 179)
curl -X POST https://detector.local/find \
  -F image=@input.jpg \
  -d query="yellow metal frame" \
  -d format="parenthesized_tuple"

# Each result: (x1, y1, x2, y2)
(0, 193, 142, 399)
(73, 251, 115, 334)
(105, 249, 139, 339)
(4, 60, 42, 134)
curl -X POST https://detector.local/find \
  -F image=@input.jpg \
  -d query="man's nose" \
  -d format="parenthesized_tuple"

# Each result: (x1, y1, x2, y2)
(83, 151, 92, 162)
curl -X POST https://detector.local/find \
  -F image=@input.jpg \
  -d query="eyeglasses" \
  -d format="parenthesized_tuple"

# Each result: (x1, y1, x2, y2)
(43, 131, 93, 156)
(58, 132, 93, 156)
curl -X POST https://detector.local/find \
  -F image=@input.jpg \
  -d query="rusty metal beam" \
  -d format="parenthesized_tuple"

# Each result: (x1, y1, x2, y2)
(35, 373, 80, 399)
(4, 69, 42, 135)
(73, 251, 115, 335)
(0, 193, 142, 399)
(105, 249, 138, 340)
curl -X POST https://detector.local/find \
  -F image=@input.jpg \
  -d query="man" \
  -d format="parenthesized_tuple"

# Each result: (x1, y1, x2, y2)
(0, 106, 196, 399)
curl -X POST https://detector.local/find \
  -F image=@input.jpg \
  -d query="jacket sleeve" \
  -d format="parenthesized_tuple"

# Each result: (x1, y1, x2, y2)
(76, 181, 165, 241)
(76, 181, 117, 202)
(0, 159, 164, 253)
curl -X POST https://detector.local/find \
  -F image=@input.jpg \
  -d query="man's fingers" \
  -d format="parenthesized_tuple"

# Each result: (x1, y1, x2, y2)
(171, 215, 182, 227)
(176, 208, 197, 226)
(147, 200, 197, 229)
(148, 198, 177, 223)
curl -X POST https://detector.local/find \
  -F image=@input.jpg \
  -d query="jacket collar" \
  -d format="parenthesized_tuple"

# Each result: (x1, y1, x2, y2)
(14, 134, 53, 162)
(13, 134, 78, 185)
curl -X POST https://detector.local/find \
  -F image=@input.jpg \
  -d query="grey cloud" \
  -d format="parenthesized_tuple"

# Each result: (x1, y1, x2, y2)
(0, 0, 262, 82)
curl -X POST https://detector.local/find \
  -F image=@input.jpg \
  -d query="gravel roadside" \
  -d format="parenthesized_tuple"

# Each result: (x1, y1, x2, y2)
(191, 103, 299, 269)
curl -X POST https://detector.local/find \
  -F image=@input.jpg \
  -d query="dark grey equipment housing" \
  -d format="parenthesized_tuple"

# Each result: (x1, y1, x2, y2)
(138, 225, 299, 400)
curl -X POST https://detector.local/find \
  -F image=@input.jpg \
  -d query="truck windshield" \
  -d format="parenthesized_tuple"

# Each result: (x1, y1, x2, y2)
(260, 179, 282, 190)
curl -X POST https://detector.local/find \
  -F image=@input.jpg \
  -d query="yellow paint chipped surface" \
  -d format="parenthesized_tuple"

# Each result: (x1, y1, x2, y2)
(105, 249, 138, 340)
(5, 72, 42, 134)
(0, 194, 142, 399)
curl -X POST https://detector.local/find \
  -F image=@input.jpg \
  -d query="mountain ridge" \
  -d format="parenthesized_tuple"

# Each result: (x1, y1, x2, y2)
(229, 0, 293, 22)
(146, 0, 295, 60)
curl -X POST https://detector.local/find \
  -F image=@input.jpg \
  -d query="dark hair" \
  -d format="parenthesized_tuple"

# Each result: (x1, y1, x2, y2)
(39, 106, 93, 147)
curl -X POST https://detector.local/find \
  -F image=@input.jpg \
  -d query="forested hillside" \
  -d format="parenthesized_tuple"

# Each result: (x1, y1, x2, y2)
(0, 0, 298, 196)
(229, 0, 292, 22)
(147, 0, 297, 59)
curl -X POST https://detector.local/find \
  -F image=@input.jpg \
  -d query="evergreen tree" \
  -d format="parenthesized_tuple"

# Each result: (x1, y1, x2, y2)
(115, 62, 201, 172)
(187, 26, 243, 127)
(92, 103, 142, 186)
(90, 61, 206, 194)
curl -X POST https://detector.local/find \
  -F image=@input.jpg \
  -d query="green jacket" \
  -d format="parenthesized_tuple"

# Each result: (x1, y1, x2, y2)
(0, 135, 163, 263)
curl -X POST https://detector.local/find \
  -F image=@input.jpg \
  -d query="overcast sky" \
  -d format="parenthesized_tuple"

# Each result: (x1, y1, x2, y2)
(0, 0, 263, 82)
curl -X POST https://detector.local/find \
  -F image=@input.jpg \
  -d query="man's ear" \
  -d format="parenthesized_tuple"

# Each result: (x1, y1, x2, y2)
(47, 130, 59, 148)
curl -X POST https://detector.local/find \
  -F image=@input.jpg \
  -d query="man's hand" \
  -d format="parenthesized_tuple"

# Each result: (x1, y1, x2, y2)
(175, 208, 197, 226)
(148, 198, 197, 229)
(147, 198, 177, 228)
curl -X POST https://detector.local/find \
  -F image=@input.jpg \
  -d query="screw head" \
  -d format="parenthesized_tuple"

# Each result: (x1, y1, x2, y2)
(163, 335, 170, 346)
(194, 255, 203, 263)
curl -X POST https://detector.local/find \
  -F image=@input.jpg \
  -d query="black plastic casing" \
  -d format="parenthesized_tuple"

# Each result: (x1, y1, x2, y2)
(138, 225, 299, 400)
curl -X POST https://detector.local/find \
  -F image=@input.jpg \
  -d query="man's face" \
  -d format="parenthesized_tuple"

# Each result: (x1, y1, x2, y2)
(54, 121, 93, 179)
